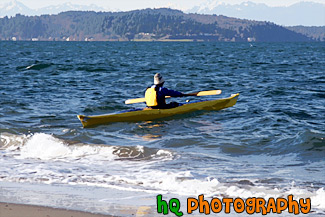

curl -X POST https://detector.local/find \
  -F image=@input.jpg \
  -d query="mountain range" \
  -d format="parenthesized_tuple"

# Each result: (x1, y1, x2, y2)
(1, 0, 324, 27)
(0, 0, 108, 17)
(188, 1, 325, 26)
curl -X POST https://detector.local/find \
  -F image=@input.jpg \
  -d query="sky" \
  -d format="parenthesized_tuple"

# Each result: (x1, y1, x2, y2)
(4, 0, 325, 11)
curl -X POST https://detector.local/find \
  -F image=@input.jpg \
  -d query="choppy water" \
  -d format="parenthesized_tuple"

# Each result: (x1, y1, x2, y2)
(0, 41, 324, 216)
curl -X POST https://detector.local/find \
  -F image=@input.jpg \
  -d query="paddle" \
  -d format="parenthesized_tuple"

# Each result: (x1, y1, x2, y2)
(125, 90, 222, 104)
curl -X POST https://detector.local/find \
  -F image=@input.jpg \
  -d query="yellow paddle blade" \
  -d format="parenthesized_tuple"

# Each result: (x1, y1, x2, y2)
(196, 90, 222, 96)
(125, 97, 146, 104)
(125, 89, 222, 104)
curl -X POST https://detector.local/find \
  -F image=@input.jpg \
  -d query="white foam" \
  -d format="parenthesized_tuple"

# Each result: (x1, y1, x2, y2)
(311, 188, 325, 209)
(156, 149, 173, 157)
(0, 133, 28, 150)
(11, 133, 117, 161)
(20, 133, 70, 160)
(285, 187, 325, 210)
(1, 133, 324, 213)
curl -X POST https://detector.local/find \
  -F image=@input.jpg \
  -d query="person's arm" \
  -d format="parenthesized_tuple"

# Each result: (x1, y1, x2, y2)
(161, 87, 183, 97)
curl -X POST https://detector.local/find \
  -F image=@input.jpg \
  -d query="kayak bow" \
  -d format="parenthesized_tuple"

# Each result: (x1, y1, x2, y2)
(77, 93, 239, 128)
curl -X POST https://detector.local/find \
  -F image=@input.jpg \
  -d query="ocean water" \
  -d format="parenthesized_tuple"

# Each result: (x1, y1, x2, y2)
(0, 41, 324, 216)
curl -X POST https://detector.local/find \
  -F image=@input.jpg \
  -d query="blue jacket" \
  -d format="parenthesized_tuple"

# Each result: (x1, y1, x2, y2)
(151, 85, 183, 106)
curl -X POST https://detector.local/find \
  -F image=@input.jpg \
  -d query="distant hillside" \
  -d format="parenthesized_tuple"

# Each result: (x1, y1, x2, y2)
(287, 26, 325, 41)
(0, 8, 314, 42)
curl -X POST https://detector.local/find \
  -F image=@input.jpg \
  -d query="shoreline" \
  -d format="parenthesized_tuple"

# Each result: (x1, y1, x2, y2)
(0, 202, 116, 217)
(0, 181, 160, 217)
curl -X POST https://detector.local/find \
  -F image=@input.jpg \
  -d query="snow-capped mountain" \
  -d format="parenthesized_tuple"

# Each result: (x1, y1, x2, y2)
(39, 3, 107, 15)
(0, 0, 108, 17)
(187, 1, 325, 26)
(0, 0, 33, 17)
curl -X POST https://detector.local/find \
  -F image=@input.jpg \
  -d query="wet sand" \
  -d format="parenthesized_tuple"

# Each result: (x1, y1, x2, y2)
(0, 181, 159, 217)
(0, 202, 115, 217)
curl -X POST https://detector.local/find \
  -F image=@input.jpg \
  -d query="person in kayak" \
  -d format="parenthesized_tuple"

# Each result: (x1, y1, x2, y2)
(145, 73, 184, 109)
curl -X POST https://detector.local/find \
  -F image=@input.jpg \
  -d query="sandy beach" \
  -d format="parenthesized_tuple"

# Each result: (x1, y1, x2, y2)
(0, 202, 116, 217)
(0, 181, 161, 217)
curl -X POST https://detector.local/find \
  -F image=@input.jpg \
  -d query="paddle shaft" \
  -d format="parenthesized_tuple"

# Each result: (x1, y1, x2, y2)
(125, 89, 221, 104)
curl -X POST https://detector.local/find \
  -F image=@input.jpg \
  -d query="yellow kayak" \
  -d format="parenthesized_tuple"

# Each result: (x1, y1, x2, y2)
(77, 93, 239, 128)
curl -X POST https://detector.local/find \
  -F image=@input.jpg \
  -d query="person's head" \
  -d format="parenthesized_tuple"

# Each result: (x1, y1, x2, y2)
(154, 73, 165, 86)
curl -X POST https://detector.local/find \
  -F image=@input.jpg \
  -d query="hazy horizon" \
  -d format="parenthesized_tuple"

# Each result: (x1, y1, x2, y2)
(2, 0, 325, 11)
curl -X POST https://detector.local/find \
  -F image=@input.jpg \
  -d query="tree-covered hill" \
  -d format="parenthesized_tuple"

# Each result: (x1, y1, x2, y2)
(0, 8, 315, 42)
(286, 26, 325, 41)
